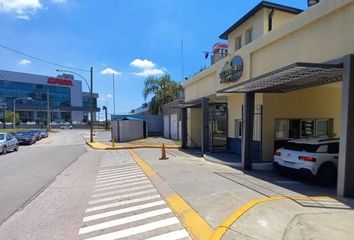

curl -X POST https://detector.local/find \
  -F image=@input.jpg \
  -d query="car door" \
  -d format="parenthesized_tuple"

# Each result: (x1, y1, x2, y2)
(9, 134, 17, 150)
(6, 134, 13, 149)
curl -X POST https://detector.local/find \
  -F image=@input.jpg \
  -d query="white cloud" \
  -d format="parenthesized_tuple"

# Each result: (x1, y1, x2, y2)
(0, 0, 42, 20)
(133, 68, 165, 77)
(130, 59, 155, 69)
(100, 67, 122, 75)
(130, 58, 166, 77)
(18, 59, 31, 65)
(106, 94, 113, 99)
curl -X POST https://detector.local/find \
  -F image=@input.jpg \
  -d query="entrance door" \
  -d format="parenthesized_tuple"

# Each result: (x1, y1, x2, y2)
(170, 114, 178, 140)
(209, 104, 228, 151)
(163, 115, 169, 138)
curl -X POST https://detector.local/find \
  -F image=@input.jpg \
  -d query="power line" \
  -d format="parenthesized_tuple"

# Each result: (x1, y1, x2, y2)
(0, 43, 90, 72)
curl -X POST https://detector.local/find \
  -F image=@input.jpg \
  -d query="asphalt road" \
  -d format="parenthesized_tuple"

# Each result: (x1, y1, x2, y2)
(0, 130, 87, 225)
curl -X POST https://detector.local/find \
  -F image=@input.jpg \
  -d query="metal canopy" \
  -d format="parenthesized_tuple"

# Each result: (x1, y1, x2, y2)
(217, 62, 343, 93)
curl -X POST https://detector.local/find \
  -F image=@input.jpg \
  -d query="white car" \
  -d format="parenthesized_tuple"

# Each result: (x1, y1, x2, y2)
(0, 133, 19, 154)
(273, 138, 339, 184)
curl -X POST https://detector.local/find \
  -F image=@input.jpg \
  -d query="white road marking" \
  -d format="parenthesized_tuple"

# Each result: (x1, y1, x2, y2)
(96, 171, 144, 180)
(145, 229, 190, 240)
(95, 174, 145, 184)
(91, 184, 153, 198)
(98, 166, 139, 173)
(79, 208, 172, 234)
(93, 180, 150, 193)
(83, 200, 166, 222)
(89, 189, 157, 205)
(94, 177, 148, 188)
(85, 195, 161, 213)
(82, 217, 180, 240)
(99, 163, 136, 168)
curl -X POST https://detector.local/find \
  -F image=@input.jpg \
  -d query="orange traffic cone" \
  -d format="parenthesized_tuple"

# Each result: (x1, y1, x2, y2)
(159, 143, 169, 160)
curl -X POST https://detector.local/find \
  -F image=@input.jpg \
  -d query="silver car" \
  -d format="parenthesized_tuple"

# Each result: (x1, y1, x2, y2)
(0, 133, 19, 154)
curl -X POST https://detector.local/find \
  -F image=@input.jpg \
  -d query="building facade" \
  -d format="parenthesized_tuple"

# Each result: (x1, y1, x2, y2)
(182, 0, 354, 197)
(0, 69, 99, 124)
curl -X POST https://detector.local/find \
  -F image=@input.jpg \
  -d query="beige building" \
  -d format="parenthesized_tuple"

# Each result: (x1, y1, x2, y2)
(182, 0, 354, 197)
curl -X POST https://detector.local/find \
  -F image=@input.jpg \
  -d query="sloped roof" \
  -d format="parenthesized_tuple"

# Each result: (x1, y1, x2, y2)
(219, 1, 303, 39)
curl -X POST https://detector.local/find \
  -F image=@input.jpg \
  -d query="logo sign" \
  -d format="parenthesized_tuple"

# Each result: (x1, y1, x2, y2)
(219, 56, 243, 83)
(47, 77, 73, 87)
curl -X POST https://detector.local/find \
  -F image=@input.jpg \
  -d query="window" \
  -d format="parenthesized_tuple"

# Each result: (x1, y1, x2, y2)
(234, 36, 242, 51)
(317, 145, 328, 153)
(316, 119, 330, 136)
(235, 119, 242, 138)
(301, 120, 315, 137)
(245, 27, 254, 44)
(275, 120, 289, 139)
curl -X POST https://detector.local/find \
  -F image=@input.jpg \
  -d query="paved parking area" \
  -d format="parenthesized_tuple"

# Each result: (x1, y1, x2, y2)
(132, 149, 354, 240)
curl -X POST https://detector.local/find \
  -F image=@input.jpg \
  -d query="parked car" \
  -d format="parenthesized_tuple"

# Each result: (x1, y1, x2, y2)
(27, 130, 42, 141)
(39, 130, 48, 138)
(0, 133, 19, 154)
(15, 131, 37, 145)
(60, 125, 73, 129)
(273, 138, 339, 185)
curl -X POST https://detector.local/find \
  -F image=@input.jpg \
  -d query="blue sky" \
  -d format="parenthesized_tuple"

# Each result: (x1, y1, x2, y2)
(0, 0, 306, 117)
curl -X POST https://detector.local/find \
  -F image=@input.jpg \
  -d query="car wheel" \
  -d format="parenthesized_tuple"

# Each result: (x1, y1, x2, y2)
(317, 163, 337, 186)
(2, 146, 7, 154)
(14, 144, 19, 151)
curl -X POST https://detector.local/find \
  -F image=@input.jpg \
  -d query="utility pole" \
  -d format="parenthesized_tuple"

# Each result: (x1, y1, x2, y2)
(90, 67, 94, 143)
(103, 106, 108, 130)
(47, 91, 50, 130)
(113, 73, 116, 116)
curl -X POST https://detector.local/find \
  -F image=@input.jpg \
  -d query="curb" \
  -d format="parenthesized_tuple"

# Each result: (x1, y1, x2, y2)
(86, 141, 181, 150)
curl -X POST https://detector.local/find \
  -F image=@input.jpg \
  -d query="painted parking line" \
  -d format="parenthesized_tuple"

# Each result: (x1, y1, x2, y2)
(79, 151, 190, 240)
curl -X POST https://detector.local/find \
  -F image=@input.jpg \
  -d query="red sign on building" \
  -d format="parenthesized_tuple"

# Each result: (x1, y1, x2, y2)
(47, 77, 73, 87)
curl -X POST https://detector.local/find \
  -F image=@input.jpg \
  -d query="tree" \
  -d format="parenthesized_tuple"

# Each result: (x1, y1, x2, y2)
(143, 74, 183, 115)
(5, 111, 20, 125)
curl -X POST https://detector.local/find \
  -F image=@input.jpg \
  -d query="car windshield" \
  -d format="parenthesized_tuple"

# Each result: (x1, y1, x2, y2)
(283, 143, 320, 153)
(0, 134, 4, 140)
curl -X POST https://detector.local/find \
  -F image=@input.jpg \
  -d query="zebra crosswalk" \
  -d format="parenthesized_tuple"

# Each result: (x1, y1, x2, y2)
(79, 151, 191, 240)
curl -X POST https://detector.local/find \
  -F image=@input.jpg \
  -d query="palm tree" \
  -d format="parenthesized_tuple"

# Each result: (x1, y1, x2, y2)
(143, 74, 183, 114)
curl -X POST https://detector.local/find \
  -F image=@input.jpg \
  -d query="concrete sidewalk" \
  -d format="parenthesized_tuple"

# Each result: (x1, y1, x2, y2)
(132, 149, 354, 240)
(85, 131, 181, 150)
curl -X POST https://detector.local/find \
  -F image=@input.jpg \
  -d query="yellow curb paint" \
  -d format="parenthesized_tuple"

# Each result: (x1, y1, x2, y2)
(165, 194, 214, 240)
(127, 149, 214, 240)
(86, 141, 180, 150)
(127, 149, 157, 179)
(209, 195, 332, 240)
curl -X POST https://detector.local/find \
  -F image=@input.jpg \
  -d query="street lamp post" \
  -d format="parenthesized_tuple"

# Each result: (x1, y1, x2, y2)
(13, 97, 32, 130)
(56, 67, 94, 142)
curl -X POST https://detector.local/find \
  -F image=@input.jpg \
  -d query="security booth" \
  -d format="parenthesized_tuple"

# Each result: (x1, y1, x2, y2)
(182, 0, 354, 197)
(112, 117, 147, 142)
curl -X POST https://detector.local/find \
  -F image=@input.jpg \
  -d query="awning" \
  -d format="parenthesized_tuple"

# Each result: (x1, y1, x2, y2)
(217, 62, 343, 93)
